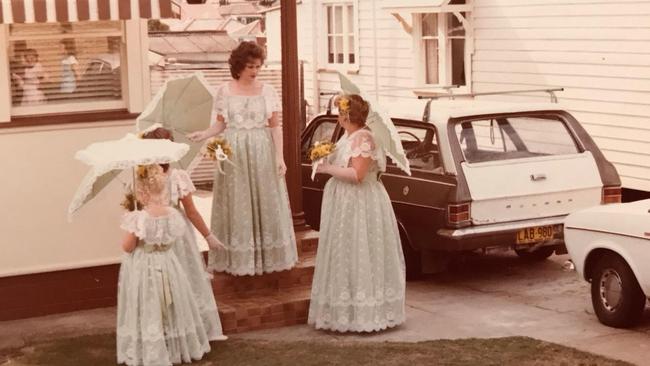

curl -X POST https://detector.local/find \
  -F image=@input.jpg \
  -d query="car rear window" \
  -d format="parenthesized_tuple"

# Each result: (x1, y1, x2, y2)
(455, 116, 580, 163)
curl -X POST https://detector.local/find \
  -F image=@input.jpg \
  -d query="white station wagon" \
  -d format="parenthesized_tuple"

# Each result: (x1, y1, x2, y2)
(565, 199, 650, 328)
(302, 93, 622, 279)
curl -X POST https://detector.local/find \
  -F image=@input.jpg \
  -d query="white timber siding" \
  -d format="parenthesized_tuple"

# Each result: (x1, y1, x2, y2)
(472, 0, 650, 191)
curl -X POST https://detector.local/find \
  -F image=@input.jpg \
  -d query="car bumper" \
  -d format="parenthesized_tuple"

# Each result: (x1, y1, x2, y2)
(434, 215, 567, 252)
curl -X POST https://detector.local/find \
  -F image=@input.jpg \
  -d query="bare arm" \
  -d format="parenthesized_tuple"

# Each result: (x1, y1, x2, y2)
(121, 232, 138, 253)
(268, 111, 287, 175)
(180, 193, 210, 237)
(187, 117, 226, 142)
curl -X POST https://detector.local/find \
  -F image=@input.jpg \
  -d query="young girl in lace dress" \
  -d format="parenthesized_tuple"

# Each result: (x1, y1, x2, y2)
(187, 41, 297, 276)
(308, 94, 406, 332)
(117, 164, 212, 365)
(141, 127, 227, 342)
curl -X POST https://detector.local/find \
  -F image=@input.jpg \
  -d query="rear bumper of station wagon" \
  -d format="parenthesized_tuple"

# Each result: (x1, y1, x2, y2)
(435, 215, 567, 252)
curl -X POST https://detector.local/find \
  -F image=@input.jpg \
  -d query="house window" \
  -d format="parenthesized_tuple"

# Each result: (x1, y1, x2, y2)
(7, 21, 126, 116)
(325, 2, 357, 66)
(419, 12, 467, 87)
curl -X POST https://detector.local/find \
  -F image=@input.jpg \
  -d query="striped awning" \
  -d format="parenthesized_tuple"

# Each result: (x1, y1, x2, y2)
(0, 0, 174, 24)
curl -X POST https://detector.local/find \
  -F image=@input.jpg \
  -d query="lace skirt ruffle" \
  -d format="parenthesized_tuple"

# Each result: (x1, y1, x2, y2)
(173, 214, 225, 339)
(116, 251, 211, 365)
(208, 128, 297, 275)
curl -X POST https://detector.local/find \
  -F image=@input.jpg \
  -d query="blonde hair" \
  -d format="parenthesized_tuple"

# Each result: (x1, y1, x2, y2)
(135, 164, 168, 206)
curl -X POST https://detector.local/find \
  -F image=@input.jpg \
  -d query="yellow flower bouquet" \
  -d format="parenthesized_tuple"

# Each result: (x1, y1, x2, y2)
(309, 141, 336, 162)
(308, 140, 336, 180)
(204, 137, 234, 174)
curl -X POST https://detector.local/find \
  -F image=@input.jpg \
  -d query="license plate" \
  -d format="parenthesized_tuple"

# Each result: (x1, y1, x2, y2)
(516, 225, 557, 245)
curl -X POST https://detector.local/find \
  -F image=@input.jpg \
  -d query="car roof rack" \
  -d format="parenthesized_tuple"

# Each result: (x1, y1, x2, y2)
(418, 87, 564, 124)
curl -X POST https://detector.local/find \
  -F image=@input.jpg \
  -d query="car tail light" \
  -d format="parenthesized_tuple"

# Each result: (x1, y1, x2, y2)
(602, 186, 622, 204)
(448, 203, 471, 227)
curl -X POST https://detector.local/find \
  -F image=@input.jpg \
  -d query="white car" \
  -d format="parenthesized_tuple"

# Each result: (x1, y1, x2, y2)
(565, 199, 650, 327)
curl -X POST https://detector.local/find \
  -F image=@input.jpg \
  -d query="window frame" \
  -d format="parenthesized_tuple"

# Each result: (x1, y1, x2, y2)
(413, 11, 472, 92)
(0, 19, 150, 125)
(321, 0, 360, 72)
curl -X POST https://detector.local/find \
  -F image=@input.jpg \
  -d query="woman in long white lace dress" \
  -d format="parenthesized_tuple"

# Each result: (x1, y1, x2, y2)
(117, 165, 212, 365)
(142, 127, 227, 342)
(308, 94, 406, 332)
(188, 41, 297, 276)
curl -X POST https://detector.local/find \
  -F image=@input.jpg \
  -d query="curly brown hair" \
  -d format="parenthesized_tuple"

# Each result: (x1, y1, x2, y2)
(141, 127, 173, 172)
(228, 41, 266, 79)
(335, 94, 370, 127)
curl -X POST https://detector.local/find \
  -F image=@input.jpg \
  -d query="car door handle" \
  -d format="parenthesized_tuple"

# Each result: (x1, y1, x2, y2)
(530, 173, 546, 181)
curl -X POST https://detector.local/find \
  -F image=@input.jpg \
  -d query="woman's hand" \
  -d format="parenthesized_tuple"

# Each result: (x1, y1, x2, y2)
(315, 161, 332, 175)
(277, 158, 287, 176)
(205, 232, 226, 250)
(187, 130, 208, 142)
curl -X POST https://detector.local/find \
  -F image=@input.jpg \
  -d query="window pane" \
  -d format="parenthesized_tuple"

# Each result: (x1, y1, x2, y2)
(335, 6, 343, 33)
(347, 5, 354, 34)
(447, 13, 465, 37)
(348, 35, 355, 64)
(451, 39, 465, 86)
(9, 22, 123, 108)
(422, 14, 437, 37)
(336, 36, 344, 63)
(391, 125, 442, 173)
(424, 39, 439, 84)
(328, 36, 334, 63)
(454, 117, 579, 163)
(327, 6, 333, 34)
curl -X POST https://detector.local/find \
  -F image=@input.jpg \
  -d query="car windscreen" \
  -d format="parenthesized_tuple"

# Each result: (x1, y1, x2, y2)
(455, 115, 580, 163)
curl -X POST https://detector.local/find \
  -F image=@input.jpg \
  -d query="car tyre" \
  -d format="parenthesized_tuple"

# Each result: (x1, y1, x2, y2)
(514, 246, 555, 261)
(400, 230, 422, 281)
(591, 254, 646, 328)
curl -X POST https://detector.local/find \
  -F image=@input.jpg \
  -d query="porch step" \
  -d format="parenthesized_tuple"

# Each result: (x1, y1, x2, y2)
(217, 286, 311, 334)
(212, 229, 319, 334)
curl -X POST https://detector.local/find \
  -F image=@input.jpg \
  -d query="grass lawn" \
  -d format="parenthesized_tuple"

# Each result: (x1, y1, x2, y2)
(0, 333, 632, 366)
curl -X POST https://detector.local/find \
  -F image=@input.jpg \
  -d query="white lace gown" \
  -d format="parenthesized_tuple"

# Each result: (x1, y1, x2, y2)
(207, 82, 298, 276)
(308, 129, 406, 332)
(168, 169, 226, 341)
(117, 209, 211, 366)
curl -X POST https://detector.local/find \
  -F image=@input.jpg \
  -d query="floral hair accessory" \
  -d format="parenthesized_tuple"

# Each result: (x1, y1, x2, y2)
(136, 165, 148, 179)
(336, 95, 350, 114)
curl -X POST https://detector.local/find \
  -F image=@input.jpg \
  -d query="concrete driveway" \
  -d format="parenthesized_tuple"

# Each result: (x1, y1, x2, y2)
(238, 252, 650, 366)
(1, 252, 649, 365)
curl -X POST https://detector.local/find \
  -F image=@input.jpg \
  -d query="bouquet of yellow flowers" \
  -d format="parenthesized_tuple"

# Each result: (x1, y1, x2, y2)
(309, 141, 336, 162)
(309, 140, 336, 180)
(204, 137, 234, 174)
(204, 137, 232, 160)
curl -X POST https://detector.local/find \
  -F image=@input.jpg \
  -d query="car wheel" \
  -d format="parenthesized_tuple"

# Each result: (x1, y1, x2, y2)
(514, 246, 555, 261)
(400, 230, 422, 281)
(591, 254, 646, 328)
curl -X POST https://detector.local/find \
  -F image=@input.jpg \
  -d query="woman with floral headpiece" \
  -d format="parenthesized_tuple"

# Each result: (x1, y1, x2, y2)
(308, 94, 406, 332)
